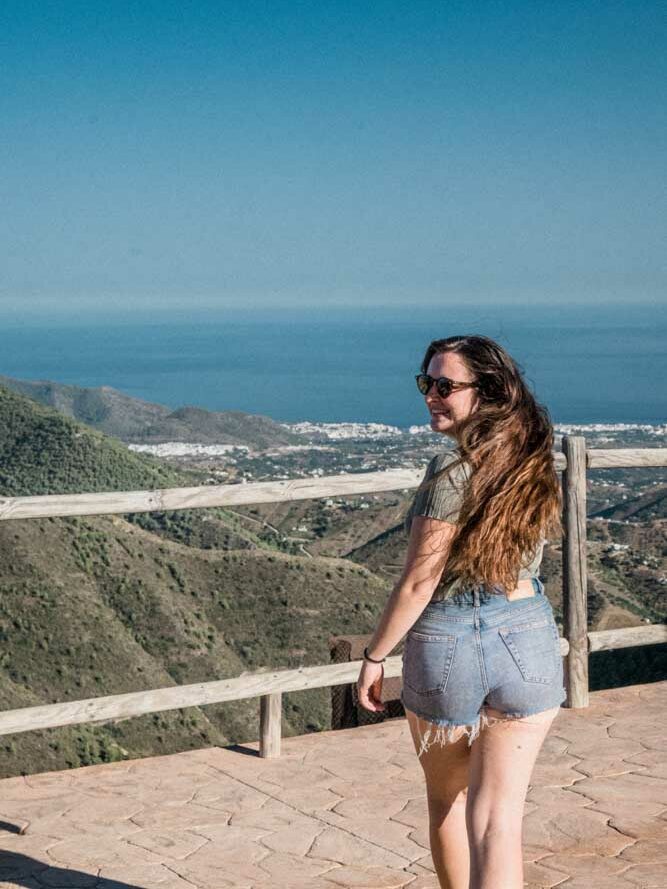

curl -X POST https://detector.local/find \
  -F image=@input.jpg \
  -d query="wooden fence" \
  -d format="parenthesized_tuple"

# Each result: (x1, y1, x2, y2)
(0, 434, 665, 757)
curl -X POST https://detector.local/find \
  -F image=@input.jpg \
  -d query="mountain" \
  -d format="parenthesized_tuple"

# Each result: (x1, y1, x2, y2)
(125, 405, 301, 448)
(0, 384, 185, 496)
(0, 375, 169, 440)
(0, 508, 388, 779)
(0, 375, 302, 448)
(0, 383, 662, 779)
(0, 385, 392, 778)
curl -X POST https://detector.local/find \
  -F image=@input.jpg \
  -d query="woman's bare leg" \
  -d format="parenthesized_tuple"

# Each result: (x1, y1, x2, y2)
(405, 707, 472, 889)
(465, 705, 560, 889)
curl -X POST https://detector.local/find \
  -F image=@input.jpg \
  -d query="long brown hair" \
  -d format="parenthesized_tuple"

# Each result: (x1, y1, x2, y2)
(419, 334, 562, 593)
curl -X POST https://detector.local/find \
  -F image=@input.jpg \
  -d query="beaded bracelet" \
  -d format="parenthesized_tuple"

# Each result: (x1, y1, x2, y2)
(363, 646, 386, 664)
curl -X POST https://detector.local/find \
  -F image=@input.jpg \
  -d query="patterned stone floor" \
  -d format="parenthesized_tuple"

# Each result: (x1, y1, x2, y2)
(0, 681, 664, 889)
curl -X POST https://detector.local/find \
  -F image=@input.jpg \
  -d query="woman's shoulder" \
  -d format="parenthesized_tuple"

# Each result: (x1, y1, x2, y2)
(429, 450, 473, 485)
(404, 449, 472, 532)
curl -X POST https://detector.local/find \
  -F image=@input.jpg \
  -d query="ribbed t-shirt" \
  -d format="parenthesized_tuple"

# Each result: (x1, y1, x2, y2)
(404, 451, 545, 599)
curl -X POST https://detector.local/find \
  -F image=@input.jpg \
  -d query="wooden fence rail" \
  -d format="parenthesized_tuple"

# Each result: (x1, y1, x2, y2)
(1, 447, 665, 523)
(0, 435, 665, 756)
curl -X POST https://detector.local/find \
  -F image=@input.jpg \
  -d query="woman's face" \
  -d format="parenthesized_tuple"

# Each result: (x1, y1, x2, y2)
(424, 351, 480, 440)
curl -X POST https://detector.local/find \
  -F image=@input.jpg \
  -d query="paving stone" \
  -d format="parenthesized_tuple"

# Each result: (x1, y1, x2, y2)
(170, 851, 274, 885)
(622, 749, 667, 780)
(523, 844, 554, 862)
(58, 795, 146, 827)
(187, 776, 269, 813)
(411, 851, 435, 872)
(621, 863, 667, 886)
(97, 862, 178, 884)
(37, 866, 98, 887)
(129, 802, 233, 831)
(572, 773, 667, 814)
(126, 829, 209, 860)
(607, 724, 667, 750)
(523, 859, 570, 887)
(539, 851, 633, 878)
(270, 786, 345, 814)
(251, 878, 350, 889)
(331, 792, 414, 821)
(542, 877, 635, 888)
(0, 833, 60, 860)
(97, 879, 195, 889)
(47, 834, 165, 870)
(529, 752, 584, 787)
(308, 826, 410, 869)
(571, 756, 651, 778)
(0, 797, 86, 831)
(607, 812, 667, 840)
(0, 682, 664, 889)
(400, 875, 442, 888)
(22, 773, 75, 793)
(406, 825, 430, 850)
(523, 806, 631, 856)
(565, 737, 645, 759)
(0, 777, 77, 802)
(33, 815, 144, 842)
(249, 761, 341, 791)
(255, 850, 338, 881)
(618, 837, 667, 863)
(320, 864, 416, 887)
(160, 860, 250, 888)
(318, 810, 425, 862)
(390, 797, 428, 830)
(258, 823, 325, 855)
(176, 831, 268, 865)
(314, 754, 404, 784)
(228, 799, 318, 833)
(525, 786, 594, 810)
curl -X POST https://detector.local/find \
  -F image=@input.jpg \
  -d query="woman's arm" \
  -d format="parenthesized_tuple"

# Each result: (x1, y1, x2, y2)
(356, 515, 457, 712)
(365, 514, 458, 659)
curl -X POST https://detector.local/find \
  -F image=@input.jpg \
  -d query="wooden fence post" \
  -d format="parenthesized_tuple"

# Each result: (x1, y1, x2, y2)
(259, 692, 282, 757)
(561, 434, 589, 708)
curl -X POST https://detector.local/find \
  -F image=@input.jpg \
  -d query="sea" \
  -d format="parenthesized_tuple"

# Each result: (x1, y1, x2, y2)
(1, 302, 665, 428)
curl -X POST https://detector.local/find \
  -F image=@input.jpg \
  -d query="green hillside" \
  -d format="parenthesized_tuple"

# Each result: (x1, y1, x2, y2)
(0, 384, 185, 496)
(0, 385, 393, 778)
(0, 375, 169, 440)
(128, 405, 302, 448)
(0, 375, 302, 447)
(0, 383, 662, 778)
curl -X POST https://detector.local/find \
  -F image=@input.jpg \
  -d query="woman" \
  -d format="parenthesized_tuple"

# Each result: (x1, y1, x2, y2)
(356, 334, 565, 889)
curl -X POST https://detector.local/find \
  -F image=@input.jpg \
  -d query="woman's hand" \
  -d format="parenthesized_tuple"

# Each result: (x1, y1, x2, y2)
(356, 659, 386, 713)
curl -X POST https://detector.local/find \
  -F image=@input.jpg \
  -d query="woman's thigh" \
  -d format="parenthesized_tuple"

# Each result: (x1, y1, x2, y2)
(404, 706, 471, 801)
(466, 705, 560, 823)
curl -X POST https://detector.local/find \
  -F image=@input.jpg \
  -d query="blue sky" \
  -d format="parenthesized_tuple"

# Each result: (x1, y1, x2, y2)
(1, 0, 665, 316)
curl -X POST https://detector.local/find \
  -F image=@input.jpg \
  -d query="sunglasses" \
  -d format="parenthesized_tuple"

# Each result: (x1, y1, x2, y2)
(415, 373, 478, 398)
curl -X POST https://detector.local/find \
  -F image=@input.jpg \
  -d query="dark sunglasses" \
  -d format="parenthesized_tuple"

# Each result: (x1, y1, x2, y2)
(415, 373, 478, 398)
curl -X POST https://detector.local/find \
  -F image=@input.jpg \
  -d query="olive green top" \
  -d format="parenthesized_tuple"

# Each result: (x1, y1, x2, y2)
(404, 451, 545, 600)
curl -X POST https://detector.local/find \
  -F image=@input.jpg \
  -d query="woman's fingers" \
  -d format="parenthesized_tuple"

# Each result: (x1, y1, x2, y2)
(357, 667, 386, 712)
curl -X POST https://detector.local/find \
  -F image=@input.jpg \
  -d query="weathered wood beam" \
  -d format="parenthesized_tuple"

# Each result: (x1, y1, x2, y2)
(562, 435, 589, 708)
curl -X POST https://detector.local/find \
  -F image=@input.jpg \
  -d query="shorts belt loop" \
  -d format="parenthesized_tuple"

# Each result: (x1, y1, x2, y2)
(472, 586, 481, 607)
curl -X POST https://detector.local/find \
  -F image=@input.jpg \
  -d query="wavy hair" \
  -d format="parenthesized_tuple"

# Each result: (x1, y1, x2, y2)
(418, 334, 562, 593)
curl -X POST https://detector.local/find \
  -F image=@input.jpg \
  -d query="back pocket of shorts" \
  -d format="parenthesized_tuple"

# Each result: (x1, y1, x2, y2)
(403, 631, 457, 696)
(498, 618, 559, 684)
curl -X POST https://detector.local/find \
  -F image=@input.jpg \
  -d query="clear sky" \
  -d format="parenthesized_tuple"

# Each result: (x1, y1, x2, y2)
(2, 0, 665, 317)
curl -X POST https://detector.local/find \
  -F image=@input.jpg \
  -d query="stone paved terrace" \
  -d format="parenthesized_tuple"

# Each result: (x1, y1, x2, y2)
(0, 681, 664, 889)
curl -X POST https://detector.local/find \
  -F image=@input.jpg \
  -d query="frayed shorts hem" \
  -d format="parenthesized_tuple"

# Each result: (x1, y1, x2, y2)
(402, 697, 563, 759)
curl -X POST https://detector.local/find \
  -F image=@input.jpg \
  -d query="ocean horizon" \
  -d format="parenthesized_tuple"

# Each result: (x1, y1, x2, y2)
(1, 302, 665, 427)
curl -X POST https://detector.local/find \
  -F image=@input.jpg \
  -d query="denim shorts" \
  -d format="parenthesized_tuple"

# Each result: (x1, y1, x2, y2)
(400, 577, 567, 758)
